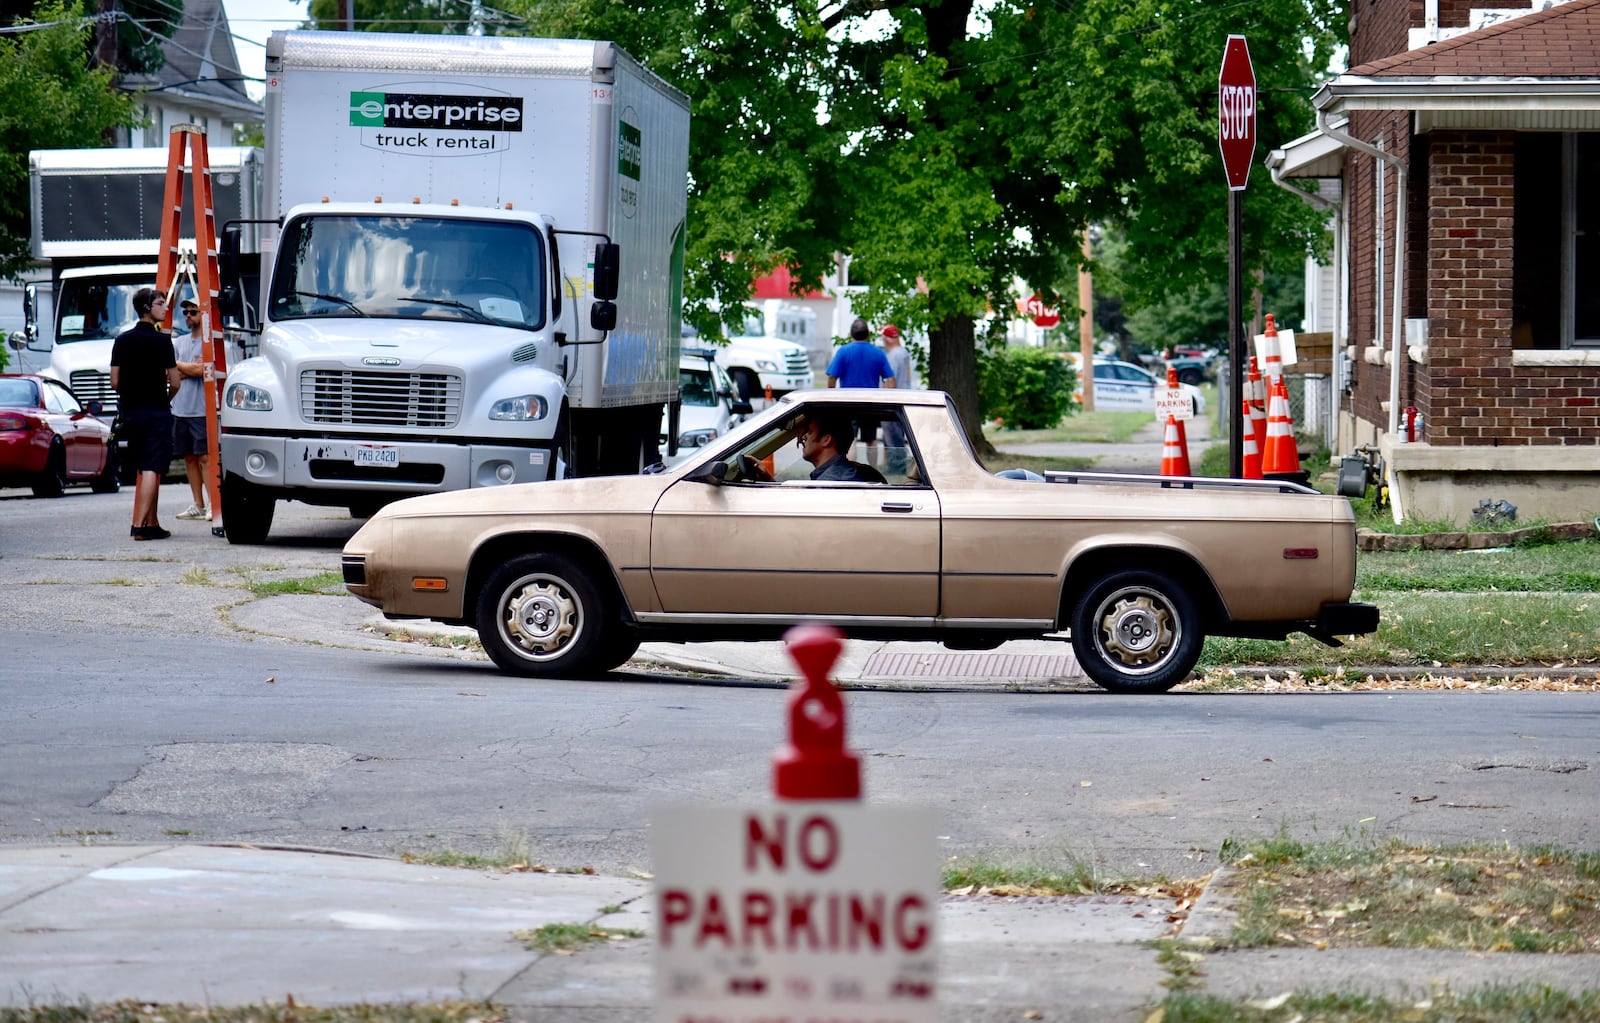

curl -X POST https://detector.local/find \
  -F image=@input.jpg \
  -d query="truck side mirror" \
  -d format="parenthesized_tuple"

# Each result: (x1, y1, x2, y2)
(590, 300, 617, 332)
(593, 242, 619, 301)
(218, 226, 242, 320)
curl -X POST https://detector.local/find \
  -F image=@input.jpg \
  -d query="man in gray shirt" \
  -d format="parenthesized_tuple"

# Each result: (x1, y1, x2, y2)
(170, 300, 211, 521)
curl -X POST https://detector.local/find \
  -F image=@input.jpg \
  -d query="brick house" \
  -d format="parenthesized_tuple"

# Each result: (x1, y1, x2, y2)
(1270, 0, 1600, 524)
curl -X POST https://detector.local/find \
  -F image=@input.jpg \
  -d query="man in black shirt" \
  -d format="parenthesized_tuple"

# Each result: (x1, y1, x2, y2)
(109, 288, 180, 540)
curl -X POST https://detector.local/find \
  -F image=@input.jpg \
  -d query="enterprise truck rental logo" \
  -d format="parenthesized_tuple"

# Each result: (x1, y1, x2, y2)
(350, 89, 522, 156)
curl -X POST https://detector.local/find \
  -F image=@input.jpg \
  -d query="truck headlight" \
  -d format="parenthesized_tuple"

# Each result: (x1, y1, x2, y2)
(678, 428, 718, 447)
(226, 383, 273, 411)
(754, 360, 779, 373)
(489, 394, 548, 421)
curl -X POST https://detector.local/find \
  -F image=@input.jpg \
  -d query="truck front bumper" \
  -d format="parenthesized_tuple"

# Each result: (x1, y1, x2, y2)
(221, 434, 553, 492)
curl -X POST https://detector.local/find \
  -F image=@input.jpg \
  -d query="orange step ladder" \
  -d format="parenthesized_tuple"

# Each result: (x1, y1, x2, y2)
(156, 126, 226, 537)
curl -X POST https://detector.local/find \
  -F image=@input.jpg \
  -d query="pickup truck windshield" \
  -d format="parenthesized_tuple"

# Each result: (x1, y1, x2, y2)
(269, 214, 544, 330)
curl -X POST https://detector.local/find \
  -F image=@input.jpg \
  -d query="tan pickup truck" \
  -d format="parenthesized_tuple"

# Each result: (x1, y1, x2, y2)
(342, 389, 1377, 693)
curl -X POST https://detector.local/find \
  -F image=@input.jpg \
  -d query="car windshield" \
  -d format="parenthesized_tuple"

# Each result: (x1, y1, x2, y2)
(269, 214, 544, 330)
(680, 366, 718, 406)
(0, 378, 39, 406)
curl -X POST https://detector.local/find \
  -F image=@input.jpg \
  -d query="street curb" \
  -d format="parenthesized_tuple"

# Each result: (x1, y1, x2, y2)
(1176, 865, 1237, 948)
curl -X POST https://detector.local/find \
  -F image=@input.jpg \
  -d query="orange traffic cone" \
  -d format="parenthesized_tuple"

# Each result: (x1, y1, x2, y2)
(1239, 398, 1262, 479)
(1261, 313, 1283, 385)
(1247, 356, 1267, 457)
(1159, 414, 1191, 476)
(1164, 366, 1190, 457)
(1261, 378, 1301, 476)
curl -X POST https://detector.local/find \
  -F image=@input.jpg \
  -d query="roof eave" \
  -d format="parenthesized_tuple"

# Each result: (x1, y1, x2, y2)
(1314, 76, 1600, 113)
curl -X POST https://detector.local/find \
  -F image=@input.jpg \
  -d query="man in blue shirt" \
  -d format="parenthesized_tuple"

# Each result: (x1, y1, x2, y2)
(826, 318, 896, 464)
(827, 318, 897, 389)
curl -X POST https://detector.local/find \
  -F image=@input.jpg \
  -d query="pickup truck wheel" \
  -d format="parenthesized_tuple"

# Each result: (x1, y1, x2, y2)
(1178, 367, 1204, 386)
(222, 473, 275, 544)
(477, 552, 612, 678)
(1070, 569, 1203, 693)
(31, 443, 67, 498)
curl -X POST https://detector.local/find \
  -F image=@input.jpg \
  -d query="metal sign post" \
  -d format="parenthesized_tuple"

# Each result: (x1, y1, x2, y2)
(1218, 35, 1256, 479)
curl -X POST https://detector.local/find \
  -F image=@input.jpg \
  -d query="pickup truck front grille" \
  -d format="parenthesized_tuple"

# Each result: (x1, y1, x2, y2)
(70, 370, 116, 413)
(300, 369, 462, 428)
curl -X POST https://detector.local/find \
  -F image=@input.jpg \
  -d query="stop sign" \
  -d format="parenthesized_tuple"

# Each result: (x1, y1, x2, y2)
(1217, 35, 1256, 190)
(1024, 293, 1060, 328)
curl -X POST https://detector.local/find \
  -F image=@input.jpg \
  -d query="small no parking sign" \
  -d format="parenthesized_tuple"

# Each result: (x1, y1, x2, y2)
(651, 802, 941, 1023)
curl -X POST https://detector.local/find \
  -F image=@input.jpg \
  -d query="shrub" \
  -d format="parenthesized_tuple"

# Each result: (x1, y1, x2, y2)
(979, 346, 1076, 430)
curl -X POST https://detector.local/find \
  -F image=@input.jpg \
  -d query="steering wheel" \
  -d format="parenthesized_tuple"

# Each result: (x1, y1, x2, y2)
(737, 454, 772, 483)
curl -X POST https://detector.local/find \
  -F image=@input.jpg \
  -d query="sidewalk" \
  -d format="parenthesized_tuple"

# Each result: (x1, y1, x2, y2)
(4, 845, 1597, 1020)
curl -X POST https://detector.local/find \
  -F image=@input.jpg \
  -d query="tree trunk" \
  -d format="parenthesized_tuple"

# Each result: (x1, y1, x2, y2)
(926, 311, 996, 459)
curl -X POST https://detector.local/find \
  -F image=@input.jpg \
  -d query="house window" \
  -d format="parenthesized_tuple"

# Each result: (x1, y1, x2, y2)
(1514, 133, 1600, 348)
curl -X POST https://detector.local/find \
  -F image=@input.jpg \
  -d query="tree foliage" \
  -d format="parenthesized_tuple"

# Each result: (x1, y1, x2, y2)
(503, 0, 1346, 450)
(0, 1, 136, 282)
(303, 0, 525, 35)
(978, 345, 1076, 430)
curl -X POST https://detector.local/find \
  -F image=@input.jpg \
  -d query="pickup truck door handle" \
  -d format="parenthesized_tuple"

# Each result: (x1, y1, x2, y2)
(881, 502, 915, 513)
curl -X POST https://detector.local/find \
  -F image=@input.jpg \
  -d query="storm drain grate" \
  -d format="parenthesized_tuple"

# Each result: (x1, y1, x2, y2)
(861, 650, 1081, 680)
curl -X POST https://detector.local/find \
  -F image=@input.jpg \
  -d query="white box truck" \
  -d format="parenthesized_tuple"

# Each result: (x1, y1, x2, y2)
(217, 32, 689, 542)
(7, 146, 264, 413)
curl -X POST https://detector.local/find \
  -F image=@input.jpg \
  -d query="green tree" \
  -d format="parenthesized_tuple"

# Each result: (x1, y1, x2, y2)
(304, 0, 511, 34)
(512, 0, 848, 341)
(0, 1, 137, 282)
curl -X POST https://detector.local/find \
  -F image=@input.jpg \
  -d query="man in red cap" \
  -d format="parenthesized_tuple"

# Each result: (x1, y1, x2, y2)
(880, 324, 913, 472)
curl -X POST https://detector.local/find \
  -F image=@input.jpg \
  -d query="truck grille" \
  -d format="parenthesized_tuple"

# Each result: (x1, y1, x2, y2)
(782, 351, 810, 374)
(300, 369, 463, 428)
(70, 370, 117, 413)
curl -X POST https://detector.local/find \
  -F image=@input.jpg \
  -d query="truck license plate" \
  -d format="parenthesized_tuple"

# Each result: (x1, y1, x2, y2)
(354, 445, 400, 467)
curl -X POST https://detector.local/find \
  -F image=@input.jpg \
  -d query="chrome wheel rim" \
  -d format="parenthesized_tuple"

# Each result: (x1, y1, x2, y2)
(499, 574, 580, 662)
(1093, 586, 1179, 676)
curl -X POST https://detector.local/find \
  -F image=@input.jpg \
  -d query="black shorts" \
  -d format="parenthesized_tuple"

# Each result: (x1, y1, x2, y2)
(121, 407, 174, 474)
(172, 416, 208, 456)
(855, 420, 878, 444)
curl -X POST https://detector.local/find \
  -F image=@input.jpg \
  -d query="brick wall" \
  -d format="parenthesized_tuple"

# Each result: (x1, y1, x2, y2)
(1422, 133, 1514, 445)
(1437, 0, 1538, 28)
(1350, 0, 1413, 65)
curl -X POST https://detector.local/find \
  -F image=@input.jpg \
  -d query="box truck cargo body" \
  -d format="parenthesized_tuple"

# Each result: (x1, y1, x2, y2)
(6, 146, 264, 412)
(218, 31, 689, 542)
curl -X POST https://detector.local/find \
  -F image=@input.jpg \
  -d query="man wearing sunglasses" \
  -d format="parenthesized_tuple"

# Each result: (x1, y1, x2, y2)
(170, 299, 211, 521)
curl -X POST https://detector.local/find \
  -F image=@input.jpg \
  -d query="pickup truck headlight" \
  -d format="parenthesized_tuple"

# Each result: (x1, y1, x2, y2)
(225, 383, 273, 411)
(678, 428, 718, 447)
(489, 394, 549, 422)
(754, 360, 779, 373)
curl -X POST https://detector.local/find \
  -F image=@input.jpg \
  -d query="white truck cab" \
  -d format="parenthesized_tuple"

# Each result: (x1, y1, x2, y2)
(715, 303, 815, 400)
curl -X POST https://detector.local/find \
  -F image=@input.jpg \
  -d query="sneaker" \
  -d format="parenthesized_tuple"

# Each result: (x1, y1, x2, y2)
(133, 526, 172, 541)
(177, 504, 208, 520)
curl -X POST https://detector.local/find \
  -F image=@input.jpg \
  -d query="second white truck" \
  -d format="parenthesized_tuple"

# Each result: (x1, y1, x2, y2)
(218, 32, 690, 542)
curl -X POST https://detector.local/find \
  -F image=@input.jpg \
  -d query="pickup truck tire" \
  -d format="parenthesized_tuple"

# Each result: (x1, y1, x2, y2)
(476, 552, 613, 678)
(222, 473, 275, 545)
(31, 443, 67, 498)
(1177, 367, 1204, 386)
(1070, 568, 1204, 693)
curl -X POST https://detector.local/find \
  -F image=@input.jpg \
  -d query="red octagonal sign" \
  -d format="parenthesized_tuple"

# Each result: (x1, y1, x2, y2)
(1218, 35, 1256, 191)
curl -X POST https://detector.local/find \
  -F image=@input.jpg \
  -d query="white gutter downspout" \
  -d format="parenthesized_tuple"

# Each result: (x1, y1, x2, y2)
(1267, 159, 1343, 444)
(1317, 109, 1407, 437)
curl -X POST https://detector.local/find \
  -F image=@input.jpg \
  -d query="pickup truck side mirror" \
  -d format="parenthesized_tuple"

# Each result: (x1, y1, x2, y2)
(692, 460, 727, 486)
(593, 242, 619, 301)
(729, 399, 754, 416)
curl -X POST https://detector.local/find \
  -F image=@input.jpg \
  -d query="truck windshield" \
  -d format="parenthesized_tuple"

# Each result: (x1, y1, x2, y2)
(55, 281, 147, 343)
(269, 214, 544, 330)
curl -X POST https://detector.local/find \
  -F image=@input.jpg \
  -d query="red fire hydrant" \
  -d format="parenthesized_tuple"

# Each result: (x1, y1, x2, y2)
(772, 624, 861, 801)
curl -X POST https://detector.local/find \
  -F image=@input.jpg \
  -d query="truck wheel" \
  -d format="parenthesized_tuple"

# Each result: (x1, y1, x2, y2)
(89, 445, 121, 493)
(1070, 568, 1203, 693)
(1178, 367, 1204, 386)
(221, 473, 275, 544)
(730, 368, 759, 403)
(31, 443, 67, 498)
(476, 552, 614, 678)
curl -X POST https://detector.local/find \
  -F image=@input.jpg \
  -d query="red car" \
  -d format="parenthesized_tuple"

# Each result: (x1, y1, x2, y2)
(0, 374, 119, 497)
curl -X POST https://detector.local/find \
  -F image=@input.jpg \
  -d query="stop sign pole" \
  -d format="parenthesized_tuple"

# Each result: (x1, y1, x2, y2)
(1219, 34, 1255, 479)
